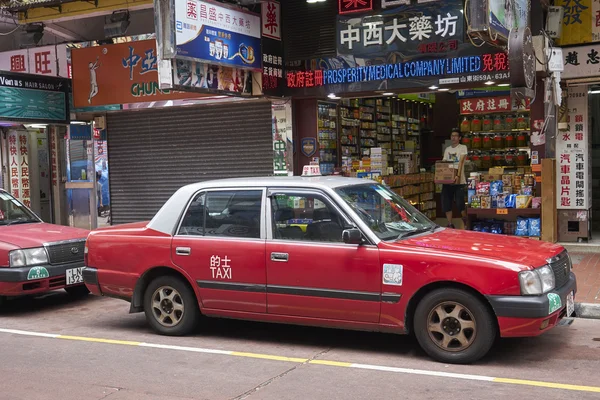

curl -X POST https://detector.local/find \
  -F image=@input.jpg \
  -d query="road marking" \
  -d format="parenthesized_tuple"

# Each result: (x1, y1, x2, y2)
(1, 327, 600, 394)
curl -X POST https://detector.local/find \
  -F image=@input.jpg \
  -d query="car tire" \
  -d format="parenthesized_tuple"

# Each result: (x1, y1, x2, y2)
(414, 288, 496, 364)
(65, 285, 90, 297)
(143, 275, 200, 336)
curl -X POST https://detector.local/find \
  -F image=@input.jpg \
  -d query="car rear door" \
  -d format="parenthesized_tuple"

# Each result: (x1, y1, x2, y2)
(265, 188, 381, 323)
(171, 188, 267, 313)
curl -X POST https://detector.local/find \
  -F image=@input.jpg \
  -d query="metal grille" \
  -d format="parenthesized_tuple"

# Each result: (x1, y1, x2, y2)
(46, 241, 85, 265)
(549, 252, 571, 289)
(106, 101, 274, 225)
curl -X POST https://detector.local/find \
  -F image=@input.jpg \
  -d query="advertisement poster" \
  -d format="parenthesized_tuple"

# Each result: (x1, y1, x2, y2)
(488, 0, 529, 39)
(172, 58, 253, 94)
(272, 101, 293, 176)
(556, 86, 590, 210)
(175, 0, 261, 70)
(71, 39, 206, 108)
(0, 71, 69, 124)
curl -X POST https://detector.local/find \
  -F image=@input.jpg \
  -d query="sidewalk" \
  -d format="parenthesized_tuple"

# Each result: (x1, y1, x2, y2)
(570, 252, 600, 304)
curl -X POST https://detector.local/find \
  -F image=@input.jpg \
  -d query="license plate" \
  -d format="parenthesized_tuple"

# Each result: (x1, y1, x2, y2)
(566, 291, 575, 317)
(66, 267, 84, 285)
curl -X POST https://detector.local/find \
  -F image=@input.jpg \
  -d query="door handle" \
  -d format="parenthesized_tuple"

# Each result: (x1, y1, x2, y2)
(271, 252, 288, 262)
(176, 247, 191, 256)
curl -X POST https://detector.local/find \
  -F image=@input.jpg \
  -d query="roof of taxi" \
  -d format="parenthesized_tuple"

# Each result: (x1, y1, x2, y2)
(181, 176, 376, 191)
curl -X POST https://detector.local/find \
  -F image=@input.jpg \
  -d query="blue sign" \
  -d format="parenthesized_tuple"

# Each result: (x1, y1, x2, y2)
(69, 124, 92, 140)
(301, 137, 317, 157)
(174, 0, 261, 70)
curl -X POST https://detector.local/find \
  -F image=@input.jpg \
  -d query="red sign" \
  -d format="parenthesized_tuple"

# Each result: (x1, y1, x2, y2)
(417, 40, 459, 54)
(286, 70, 325, 88)
(460, 96, 530, 114)
(338, 0, 373, 15)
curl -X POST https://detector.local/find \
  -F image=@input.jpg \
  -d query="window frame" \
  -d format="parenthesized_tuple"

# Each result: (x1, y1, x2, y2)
(174, 187, 267, 241)
(266, 187, 372, 245)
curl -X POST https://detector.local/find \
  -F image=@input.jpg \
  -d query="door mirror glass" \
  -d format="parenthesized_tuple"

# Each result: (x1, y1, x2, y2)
(342, 228, 362, 245)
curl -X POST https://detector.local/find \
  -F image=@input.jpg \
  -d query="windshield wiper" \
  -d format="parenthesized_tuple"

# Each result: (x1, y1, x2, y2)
(5, 218, 38, 226)
(398, 226, 436, 239)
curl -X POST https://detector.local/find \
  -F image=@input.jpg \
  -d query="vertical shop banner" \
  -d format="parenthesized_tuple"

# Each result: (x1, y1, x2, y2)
(555, 0, 599, 45)
(174, 0, 261, 70)
(562, 44, 600, 79)
(337, 0, 464, 58)
(7, 131, 31, 208)
(272, 101, 292, 175)
(48, 127, 60, 188)
(18, 132, 31, 210)
(71, 40, 204, 108)
(556, 86, 590, 210)
(261, 1, 284, 96)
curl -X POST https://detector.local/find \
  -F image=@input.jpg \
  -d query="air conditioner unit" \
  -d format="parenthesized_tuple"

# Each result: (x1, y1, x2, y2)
(104, 10, 130, 38)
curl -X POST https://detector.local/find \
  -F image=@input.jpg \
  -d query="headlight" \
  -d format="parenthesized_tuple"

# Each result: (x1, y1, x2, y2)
(519, 265, 555, 295)
(9, 248, 49, 268)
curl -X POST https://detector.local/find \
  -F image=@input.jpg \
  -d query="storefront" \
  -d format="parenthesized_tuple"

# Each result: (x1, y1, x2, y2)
(0, 71, 71, 225)
(283, 0, 550, 239)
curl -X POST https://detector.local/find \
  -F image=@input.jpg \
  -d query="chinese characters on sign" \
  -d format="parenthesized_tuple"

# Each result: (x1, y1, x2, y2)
(262, 53, 283, 90)
(262, 1, 281, 40)
(562, 44, 600, 79)
(556, 87, 589, 209)
(338, 0, 373, 15)
(459, 96, 529, 114)
(7, 131, 31, 208)
(49, 127, 59, 188)
(555, 0, 600, 44)
(261, 1, 284, 96)
(0, 46, 69, 77)
(272, 102, 293, 175)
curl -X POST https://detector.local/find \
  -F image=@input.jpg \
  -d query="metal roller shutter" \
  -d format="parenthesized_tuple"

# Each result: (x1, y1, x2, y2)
(106, 100, 273, 225)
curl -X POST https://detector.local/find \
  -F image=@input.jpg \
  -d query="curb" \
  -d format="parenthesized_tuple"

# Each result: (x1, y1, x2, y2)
(574, 302, 600, 319)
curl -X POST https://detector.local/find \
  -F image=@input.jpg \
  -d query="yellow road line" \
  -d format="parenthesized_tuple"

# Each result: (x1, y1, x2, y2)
(57, 335, 141, 346)
(230, 351, 308, 363)
(493, 378, 600, 393)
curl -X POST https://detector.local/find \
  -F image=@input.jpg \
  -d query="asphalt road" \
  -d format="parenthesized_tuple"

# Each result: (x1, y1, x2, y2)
(1, 291, 599, 400)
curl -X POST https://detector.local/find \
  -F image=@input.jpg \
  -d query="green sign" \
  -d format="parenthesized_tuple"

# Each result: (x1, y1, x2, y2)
(547, 293, 562, 314)
(0, 86, 65, 122)
(27, 266, 50, 280)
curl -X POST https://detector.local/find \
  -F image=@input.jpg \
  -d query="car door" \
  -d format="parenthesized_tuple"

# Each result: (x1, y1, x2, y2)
(171, 188, 267, 313)
(265, 188, 381, 323)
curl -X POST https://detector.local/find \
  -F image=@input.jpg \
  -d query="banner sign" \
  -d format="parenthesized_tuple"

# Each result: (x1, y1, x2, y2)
(337, 0, 464, 58)
(175, 0, 261, 70)
(0, 45, 69, 78)
(555, 0, 600, 45)
(459, 96, 530, 114)
(261, 0, 284, 96)
(338, 0, 373, 14)
(7, 130, 31, 209)
(172, 59, 254, 95)
(0, 71, 69, 124)
(557, 86, 590, 209)
(561, 44, 600, 79)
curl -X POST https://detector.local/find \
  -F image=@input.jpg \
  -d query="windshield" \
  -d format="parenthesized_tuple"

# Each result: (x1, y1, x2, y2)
(0, 191, 40, 226)
(335, 183, 437, 241)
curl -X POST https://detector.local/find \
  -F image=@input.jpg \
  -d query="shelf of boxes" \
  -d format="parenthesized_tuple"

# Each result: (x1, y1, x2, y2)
(317, 102, 338, 175)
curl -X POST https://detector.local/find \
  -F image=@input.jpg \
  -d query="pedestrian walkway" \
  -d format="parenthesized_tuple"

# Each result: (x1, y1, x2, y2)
(571, 253, 600, 304)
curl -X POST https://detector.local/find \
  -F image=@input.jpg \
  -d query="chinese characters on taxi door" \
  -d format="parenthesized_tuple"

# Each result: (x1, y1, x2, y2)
(210, 255, 232, 279)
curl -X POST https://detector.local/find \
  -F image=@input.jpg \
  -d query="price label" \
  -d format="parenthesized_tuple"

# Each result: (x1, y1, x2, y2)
(496, 208, 508, 215)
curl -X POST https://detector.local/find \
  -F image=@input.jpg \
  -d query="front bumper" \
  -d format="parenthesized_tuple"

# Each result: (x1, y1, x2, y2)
(82, 267, 102, 296)
(486, 272, 577, 319)
(0, 261, 86, 296)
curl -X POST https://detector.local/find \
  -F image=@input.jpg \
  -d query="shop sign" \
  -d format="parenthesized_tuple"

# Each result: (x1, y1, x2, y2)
(71, 40, 203, 108)
(261, 1, 284, 95)
(561, 44, 600, 79)
(459, 96, 530, 114)
(556, 86, 590, 209)
(286, 52, 508, 88)
(172, 59, 254, 95)
(0, 45, 69, 78)
(339, 0, 373, 15)
(48, 127, 60, 188)
(174, 0, 261, 70)
(337, 0, 464, 58)
(555, 0, 600, 45)
(301, 138, 317, 157)
(69, 124, 92, 140)
(7, 131, 31, 209)
(0, 71, 69, 124)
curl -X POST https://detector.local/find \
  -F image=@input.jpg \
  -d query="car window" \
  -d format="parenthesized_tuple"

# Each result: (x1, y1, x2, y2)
(0, 191, 39, 226)
(271, 193, 345, 243)
(179, 190, 262, 239)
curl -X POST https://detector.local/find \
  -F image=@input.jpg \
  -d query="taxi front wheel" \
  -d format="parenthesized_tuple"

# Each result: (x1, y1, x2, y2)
(414, 288, 496, 364)
(144, 276, 200, 336)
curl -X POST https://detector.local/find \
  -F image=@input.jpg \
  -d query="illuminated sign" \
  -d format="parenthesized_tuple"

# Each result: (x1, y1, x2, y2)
(338, 0, 373, 15)
(286, 53, 508, 88)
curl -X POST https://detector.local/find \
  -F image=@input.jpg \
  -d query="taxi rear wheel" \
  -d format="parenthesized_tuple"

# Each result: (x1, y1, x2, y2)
(144, 276, 200, 336)
(414, 288, 496, 364)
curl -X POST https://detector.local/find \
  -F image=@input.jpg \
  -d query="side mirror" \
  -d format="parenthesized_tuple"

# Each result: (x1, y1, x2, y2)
(342, 228, 362, 245)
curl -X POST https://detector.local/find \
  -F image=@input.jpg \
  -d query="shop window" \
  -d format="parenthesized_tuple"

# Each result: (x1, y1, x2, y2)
(271, 193, 345, 243)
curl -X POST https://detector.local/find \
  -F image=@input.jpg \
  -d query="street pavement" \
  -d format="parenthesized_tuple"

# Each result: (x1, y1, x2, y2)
(0, 291, 599, 400)
(571, 252, 600, 304)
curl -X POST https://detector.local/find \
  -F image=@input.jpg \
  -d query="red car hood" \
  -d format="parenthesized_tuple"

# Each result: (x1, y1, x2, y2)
(0, 222, 89, 249)
(388, 228, 564, 268)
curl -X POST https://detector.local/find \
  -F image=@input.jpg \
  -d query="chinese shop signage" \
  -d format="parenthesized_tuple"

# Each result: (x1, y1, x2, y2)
(459, 96, 530, 114)
(71, 40, 204, 108)
(175, 0, 261, 70)
(48, 127, 60, 188)
(336, 0, 464, 58)
(172, 59, 254, 95)
(555, 0, 600, 45)
(339, 0, 373, 14)
(7, 131, 31, 209)
(562, 44, 600, 79)
(286, 52, 508, 88)
(0, 72, 69, 124)
(0, 45, 69, 78)
(556, 86, 590, 210)
(261, 1, 284, 95)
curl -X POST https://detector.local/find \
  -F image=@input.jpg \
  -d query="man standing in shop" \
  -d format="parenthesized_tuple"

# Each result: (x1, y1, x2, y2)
(442, 128, 468, 229)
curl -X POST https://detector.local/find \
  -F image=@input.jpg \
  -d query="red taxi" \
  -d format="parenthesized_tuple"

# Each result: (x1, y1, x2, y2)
(83, 177, 576, 364)
(0, 190, 90, 305)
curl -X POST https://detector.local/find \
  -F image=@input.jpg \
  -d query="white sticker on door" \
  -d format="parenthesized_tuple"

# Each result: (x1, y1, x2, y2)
(383, 264, 403, 286)
(210, 255, 232, 279)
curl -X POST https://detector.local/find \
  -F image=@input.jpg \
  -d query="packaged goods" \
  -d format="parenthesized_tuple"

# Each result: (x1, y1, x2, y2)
(470, 196, 481, 208)
(491, 196, 498, 208)
(505, 194, 517, 208)
(473, 222, 483, 232)
(528, 217, 541, 237)
(490, 180, 503, 196)
(521, 186, 533, 196)
(532, 197, 542, 208)
(476, 182, 490, 195)
(496, 194, 506, 209)
(435, 161, 457, 184)
(516, 195, 532, 209)
(468, 189, 476, 205)
(491, 223, 503, 234)
(516, 217, 529, 236)
(481, 196, 491, 209)
(502, 174, 513, 187)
